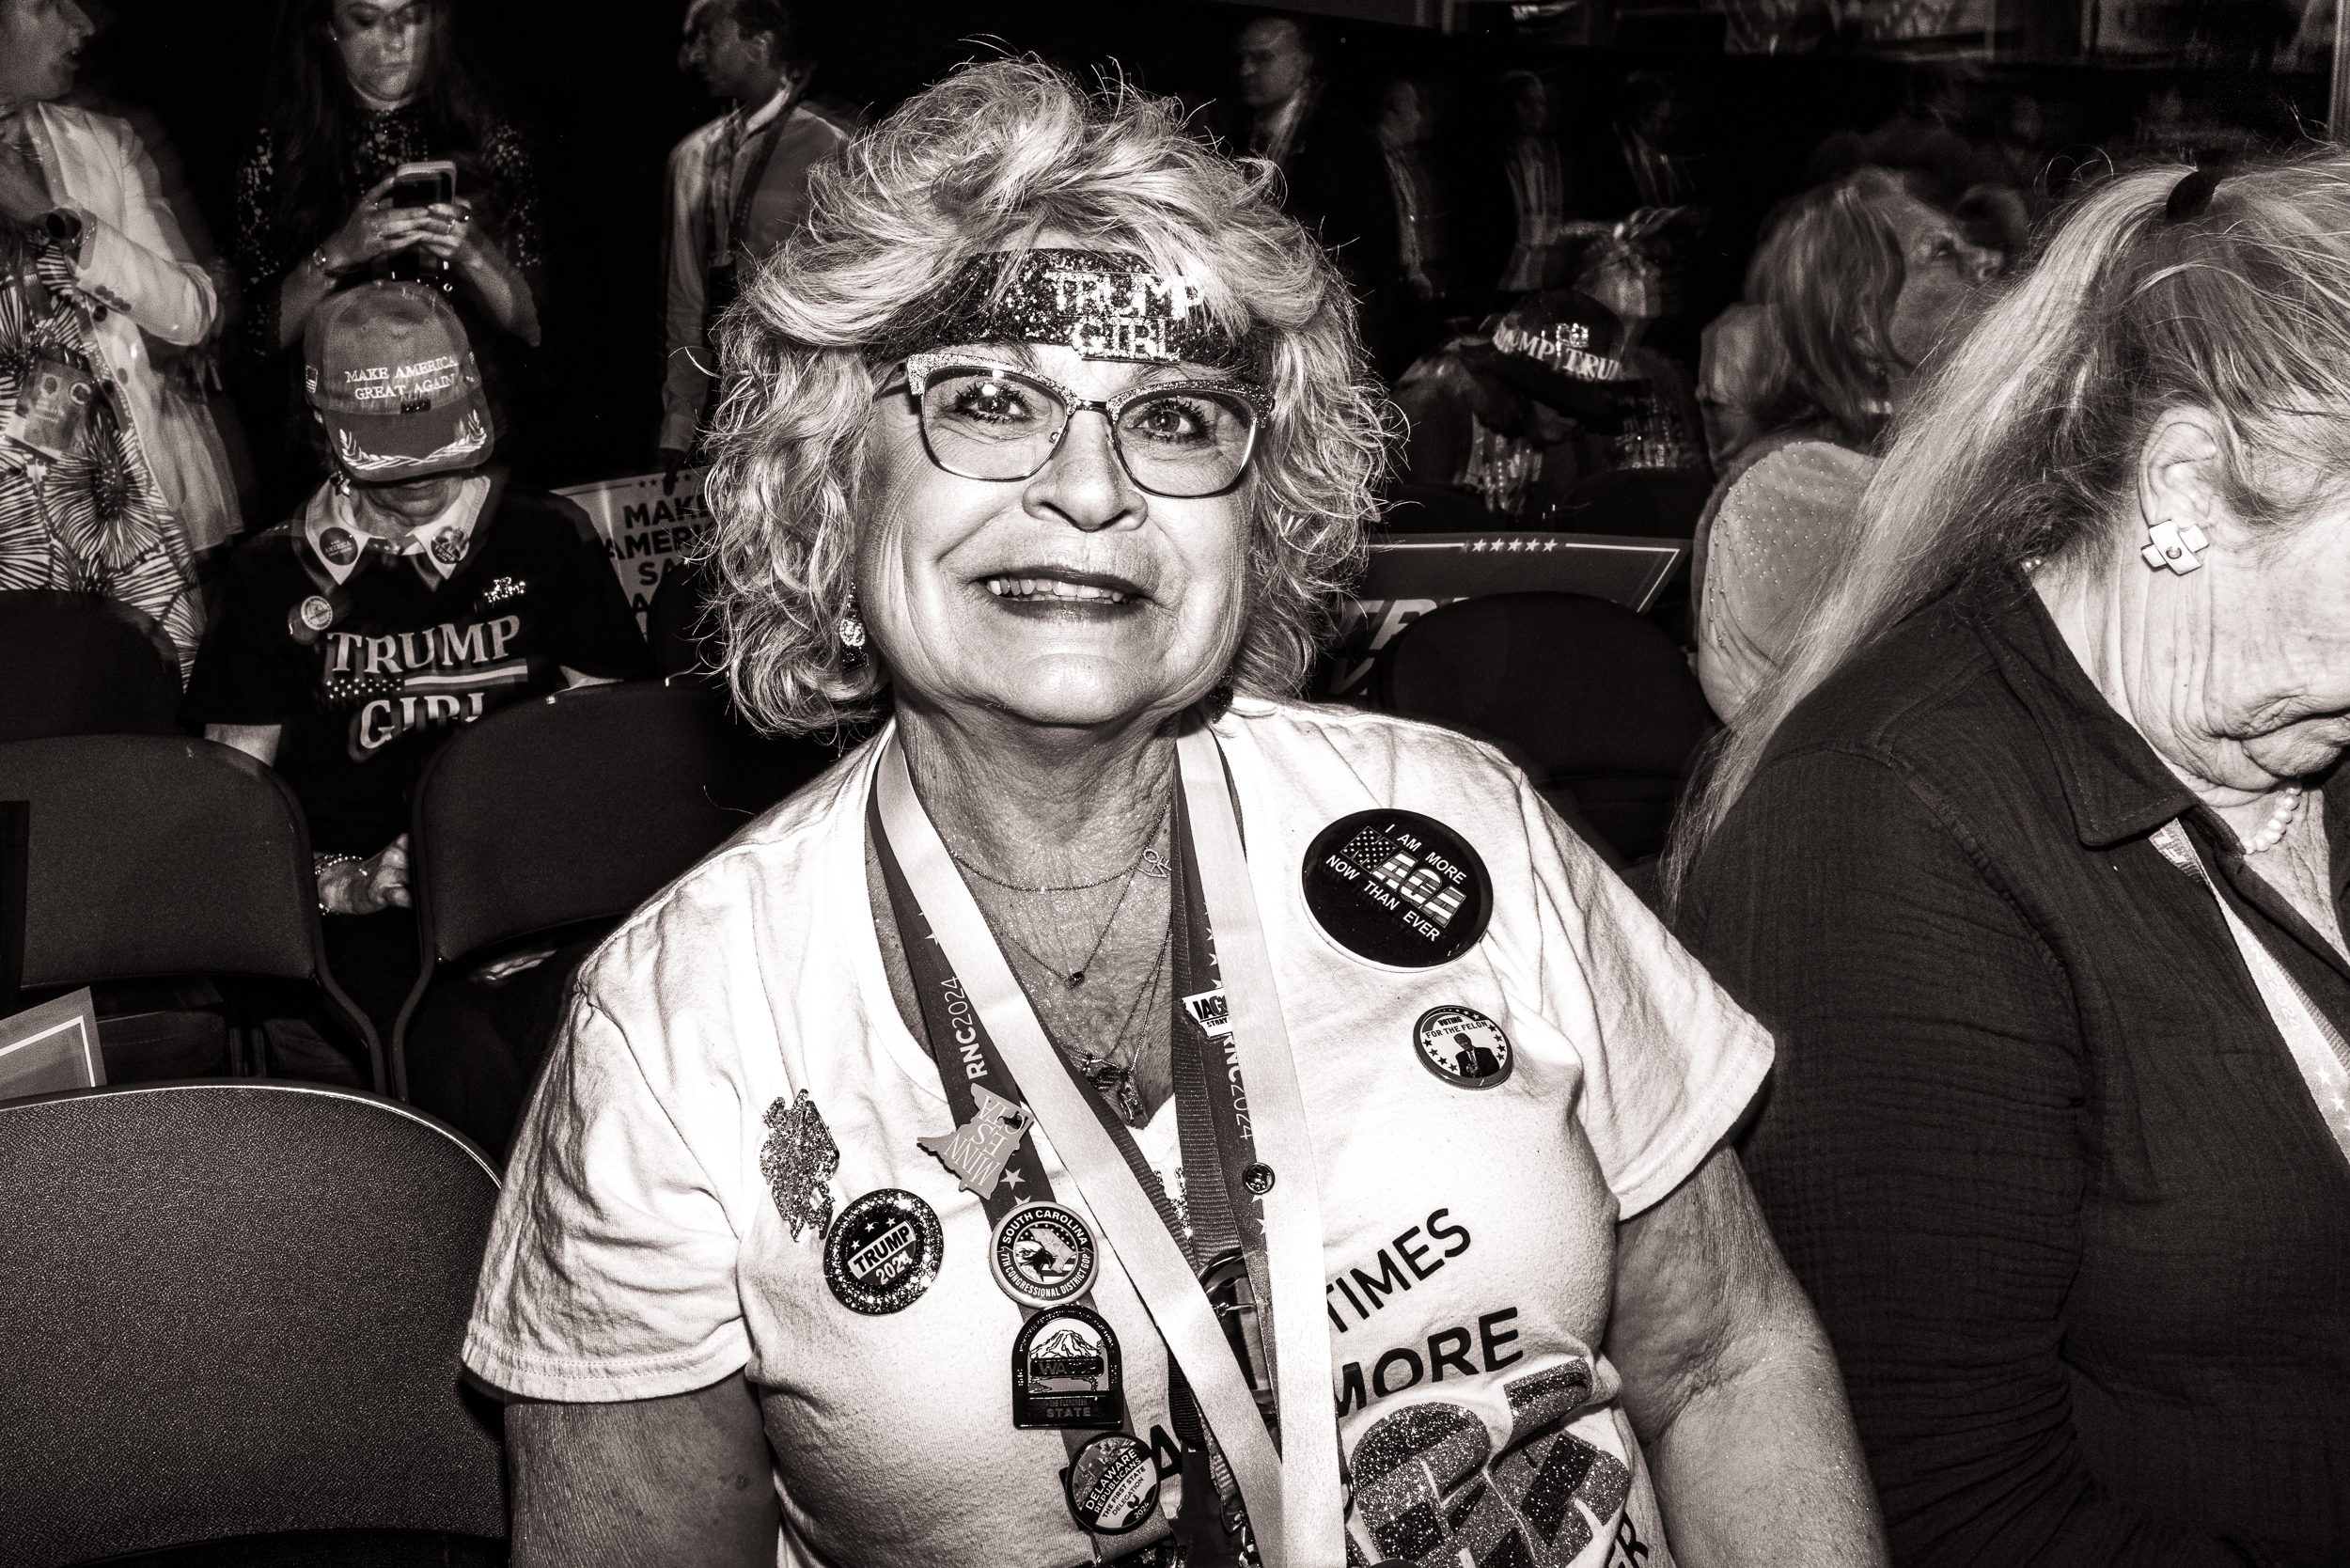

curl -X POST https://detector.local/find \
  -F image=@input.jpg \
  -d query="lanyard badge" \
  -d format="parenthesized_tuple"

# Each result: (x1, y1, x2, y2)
(873, 717, 1343, 1568)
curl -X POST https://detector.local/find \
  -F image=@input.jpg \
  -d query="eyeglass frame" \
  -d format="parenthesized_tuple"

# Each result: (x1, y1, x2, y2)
(895, 351, 1276, 500)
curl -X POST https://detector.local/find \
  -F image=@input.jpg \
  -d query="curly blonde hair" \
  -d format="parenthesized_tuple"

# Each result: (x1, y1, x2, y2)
(699, 57, 1387, 736)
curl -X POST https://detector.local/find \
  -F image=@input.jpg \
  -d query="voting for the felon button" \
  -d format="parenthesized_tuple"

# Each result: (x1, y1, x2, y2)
(1301, 809, 1493, 968)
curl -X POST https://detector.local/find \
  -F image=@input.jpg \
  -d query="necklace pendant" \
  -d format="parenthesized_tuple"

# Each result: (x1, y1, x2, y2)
(1066, 971, 1085, 989)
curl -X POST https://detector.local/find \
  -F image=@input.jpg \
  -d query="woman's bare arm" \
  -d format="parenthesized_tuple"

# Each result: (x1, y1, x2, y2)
(1604, 1145, 1887, 1568)
(506, 1372, 778, 1568)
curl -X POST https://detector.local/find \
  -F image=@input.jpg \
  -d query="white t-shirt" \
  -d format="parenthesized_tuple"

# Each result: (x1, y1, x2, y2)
(464, 699, 1772, 1568)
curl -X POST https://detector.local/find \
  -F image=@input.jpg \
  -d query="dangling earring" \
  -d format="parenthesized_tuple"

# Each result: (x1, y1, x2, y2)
(329, 467, 352, 497)
(838, 589, 867, 668)
(2141, 517, 2209, 575)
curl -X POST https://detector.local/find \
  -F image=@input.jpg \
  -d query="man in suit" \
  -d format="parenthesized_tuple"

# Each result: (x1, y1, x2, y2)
(1231, 14, 1402, 376)
(657, 0, 855, 478)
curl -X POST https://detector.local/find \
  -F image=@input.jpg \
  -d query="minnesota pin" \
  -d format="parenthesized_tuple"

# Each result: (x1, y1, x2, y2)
(990, 1200, 1097, 1309)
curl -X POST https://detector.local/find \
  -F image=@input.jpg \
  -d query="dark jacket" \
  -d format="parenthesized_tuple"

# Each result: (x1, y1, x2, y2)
(1677, 571, 2350, 1567)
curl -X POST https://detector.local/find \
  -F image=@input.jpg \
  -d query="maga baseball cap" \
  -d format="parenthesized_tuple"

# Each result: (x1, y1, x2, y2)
(304, 280, 493, 482)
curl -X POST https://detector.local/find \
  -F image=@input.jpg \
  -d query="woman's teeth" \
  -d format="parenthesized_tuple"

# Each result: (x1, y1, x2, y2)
(985, 577, 1131, 604)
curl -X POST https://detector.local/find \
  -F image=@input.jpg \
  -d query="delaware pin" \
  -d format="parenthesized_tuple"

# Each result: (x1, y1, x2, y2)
(916, 1083, 1035, 1197)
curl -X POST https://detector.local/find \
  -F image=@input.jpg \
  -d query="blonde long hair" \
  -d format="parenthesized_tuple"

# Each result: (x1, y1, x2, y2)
(1665, 150, 2350, 907)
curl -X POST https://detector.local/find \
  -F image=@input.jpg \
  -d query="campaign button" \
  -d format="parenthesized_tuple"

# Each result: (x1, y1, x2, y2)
(822, 1189, 943, 1315)
(991, 1200, 1097, 1309)
(1012, 1303, 1124, 1430)
(318, 525, 359, 568)
(1064, 1431, 1159, 1534)
(1301, 809, 1492, 968)
(1413, 1005, 1513, 1090)
(297, 595, 335, 632)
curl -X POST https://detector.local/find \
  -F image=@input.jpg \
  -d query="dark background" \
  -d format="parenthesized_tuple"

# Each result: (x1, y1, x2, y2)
(67, 0, 2332, 509)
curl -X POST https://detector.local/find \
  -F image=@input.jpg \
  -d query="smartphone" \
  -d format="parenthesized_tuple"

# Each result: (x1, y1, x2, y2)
(389, 160, 457, 210)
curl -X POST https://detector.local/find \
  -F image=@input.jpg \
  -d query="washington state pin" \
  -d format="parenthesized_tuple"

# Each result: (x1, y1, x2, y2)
(1012, 1303, 1123, 1429)
(916, 1084, 1035, 1198)
(991, 1200, 1098, 1309)
(1413, 1004, 1514, 1090)
(1063, 1430, 1159, 1533)
(1302, 809, 1492, 968)
(823, 1189, 944, 1315)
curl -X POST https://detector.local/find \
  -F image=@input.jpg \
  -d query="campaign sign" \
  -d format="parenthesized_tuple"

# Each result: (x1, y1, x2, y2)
(554, 468, 713, 635)
(1321, 532, 1687, 700)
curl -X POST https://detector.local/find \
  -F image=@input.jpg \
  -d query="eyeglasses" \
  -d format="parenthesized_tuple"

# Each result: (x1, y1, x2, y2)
(900, 353, 1273, 500)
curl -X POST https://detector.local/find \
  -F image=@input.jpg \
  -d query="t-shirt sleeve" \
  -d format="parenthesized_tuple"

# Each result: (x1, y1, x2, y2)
(463, 993, 750, 1402)
(180, 546, 307, 727)
(540, 506, 653, 681)
(1515, 771, 1773, 1217)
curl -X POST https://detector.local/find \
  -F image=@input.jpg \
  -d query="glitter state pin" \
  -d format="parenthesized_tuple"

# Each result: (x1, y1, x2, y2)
(759, 1090, 839, 1243)
(916, 1083, 1035, 1198)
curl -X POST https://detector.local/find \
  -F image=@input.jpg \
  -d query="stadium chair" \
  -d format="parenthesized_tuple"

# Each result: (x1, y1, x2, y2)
(1370, 591, 1718, 864)
(0, 736, 382, 1090)
(392, 679, 830, 1135)
(1548, 469, 1712, 646)
(0, 589, 182, 744)
(0, 1080, 506, 1567)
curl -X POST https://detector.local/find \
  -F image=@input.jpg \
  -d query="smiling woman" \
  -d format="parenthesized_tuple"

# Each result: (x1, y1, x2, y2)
(462, 57, 1885, 1568)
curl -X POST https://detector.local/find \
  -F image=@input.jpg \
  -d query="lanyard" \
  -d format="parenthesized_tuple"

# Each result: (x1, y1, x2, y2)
(874, 718, 1342, 1568)
(2151, 820, 2350, 1167)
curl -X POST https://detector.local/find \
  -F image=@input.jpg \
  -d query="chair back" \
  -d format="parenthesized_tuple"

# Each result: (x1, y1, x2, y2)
(0, 589, 182, 744)
(0, 1081, 506, 1565)
(1550, 468, 1712, 541)
(1371, 591, 1716, 862)
(406, 680, 776, 970)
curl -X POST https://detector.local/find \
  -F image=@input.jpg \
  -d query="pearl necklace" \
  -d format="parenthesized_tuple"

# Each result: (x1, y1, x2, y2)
(2241, 783, 2304, 855)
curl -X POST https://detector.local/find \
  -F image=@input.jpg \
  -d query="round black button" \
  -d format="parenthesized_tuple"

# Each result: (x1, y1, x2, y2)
(1301, 809, 1493, 968)
(1241, 1162, 1276, 1195)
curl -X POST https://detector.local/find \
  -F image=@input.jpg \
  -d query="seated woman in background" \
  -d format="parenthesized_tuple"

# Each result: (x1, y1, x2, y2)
(463, 59, 1884, 1568)
(185, 279, 645, 1120)
(1693, 168, 1993, 724)
(234, 0, 542, 498)
(1670, 156, 2350, 1563)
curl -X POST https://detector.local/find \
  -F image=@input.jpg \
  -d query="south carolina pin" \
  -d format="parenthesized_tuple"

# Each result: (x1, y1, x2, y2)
(1063, 1431, 1160, 1534)
(1414, 1004, 1514, 1090)
(991, 1200, 1097, 1309)
(1301, 809, 1492, 968)
(1012, 1303, 1123, 1429)
(823, 1189, 943, 1315)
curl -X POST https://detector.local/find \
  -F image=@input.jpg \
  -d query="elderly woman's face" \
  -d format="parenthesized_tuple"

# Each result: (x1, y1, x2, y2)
(2123, 414, 2350, 792)
(331, 0, 432, 106)
(858, 343, 1251, 733)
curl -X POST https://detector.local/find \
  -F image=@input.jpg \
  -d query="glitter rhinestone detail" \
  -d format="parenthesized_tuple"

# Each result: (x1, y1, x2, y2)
(1345, 1358, 1630, 1566)
(759, 1090, 839, 1243)
(890, 249, 1246, 368)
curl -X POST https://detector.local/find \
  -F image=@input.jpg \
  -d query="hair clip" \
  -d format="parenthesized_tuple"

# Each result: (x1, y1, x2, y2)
(2165, 167, 2217, 224)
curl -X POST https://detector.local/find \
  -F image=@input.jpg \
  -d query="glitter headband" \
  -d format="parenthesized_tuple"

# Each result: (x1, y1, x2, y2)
(882, 249, 1246, 368)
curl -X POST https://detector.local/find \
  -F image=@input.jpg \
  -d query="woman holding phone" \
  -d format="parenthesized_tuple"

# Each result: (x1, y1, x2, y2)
(234, 0, 543, 496)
